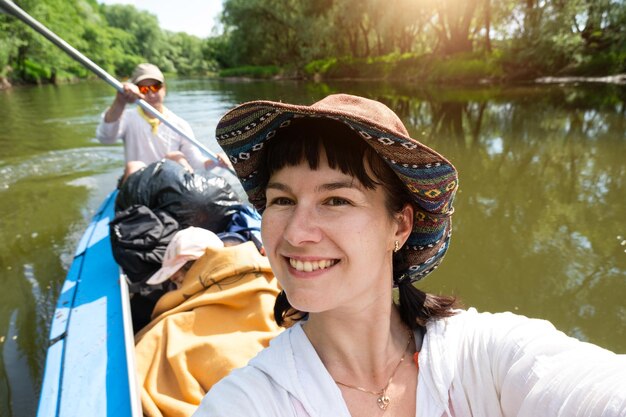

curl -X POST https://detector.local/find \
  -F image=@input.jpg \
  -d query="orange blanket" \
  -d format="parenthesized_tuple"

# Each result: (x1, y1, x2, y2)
(134, 242, 282, 417)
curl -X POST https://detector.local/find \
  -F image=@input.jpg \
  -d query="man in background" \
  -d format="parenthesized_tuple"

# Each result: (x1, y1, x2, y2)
(96, 63, 212, 175)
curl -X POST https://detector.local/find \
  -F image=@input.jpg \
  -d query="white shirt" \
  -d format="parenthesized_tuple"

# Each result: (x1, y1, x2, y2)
(96, 106, 206, 170)
(193, 309, 626, 417)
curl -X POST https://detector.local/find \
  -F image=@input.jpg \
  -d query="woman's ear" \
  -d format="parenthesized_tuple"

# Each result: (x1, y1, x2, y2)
(395, 203, 414, 244)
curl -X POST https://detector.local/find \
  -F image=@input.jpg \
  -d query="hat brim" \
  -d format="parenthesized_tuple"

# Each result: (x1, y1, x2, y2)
(145, 259, 188, 285)
(216, 95, 458, 283)
(131, 73, 165, 84)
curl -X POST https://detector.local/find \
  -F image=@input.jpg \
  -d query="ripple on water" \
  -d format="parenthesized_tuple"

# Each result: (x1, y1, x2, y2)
(41, 114, 101, 125)
(0, 146, 124, 190)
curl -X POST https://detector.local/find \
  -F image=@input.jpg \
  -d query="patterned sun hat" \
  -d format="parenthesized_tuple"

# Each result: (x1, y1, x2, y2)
(215, 94, 458, 283)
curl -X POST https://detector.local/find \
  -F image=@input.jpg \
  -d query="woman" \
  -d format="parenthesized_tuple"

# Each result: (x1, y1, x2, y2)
(193, 94, 626, 417)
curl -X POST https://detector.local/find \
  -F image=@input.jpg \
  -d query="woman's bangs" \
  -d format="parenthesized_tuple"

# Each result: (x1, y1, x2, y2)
(265, 118, 378, 189)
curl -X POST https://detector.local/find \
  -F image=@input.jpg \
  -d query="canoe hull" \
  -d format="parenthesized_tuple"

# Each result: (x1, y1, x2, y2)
(37, 191, 141, 417)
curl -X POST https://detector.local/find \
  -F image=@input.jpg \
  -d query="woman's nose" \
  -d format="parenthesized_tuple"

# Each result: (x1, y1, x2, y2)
(282, 204, 322, 246)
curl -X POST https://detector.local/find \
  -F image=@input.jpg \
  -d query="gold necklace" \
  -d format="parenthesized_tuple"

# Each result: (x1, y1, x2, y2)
(334, 331, 412, 411)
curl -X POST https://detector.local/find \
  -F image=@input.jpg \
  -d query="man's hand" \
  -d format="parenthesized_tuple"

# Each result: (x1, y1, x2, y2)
(165, 151, 194, 173)
(104, 83, 145, 123)
(204, 152, 234, 171)
(117, 82, 145, 104)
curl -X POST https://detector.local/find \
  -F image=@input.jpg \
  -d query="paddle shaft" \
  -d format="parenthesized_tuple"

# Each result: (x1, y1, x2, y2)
(0, 0, 232, 172)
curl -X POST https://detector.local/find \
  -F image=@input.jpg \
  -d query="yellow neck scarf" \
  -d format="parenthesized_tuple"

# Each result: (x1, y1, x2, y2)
(137, 106, 166, 134)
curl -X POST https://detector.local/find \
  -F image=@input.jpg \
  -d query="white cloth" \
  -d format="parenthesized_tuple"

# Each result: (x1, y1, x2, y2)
(193, 308, 626, 417)
(96, 107, 206, 170)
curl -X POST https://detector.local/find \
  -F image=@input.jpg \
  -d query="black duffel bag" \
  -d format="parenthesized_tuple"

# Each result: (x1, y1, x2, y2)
(115, 159, 241, 233)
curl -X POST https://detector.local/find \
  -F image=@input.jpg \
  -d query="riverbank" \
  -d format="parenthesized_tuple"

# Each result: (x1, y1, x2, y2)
(4, 54, 626, 89)
(216, 51, 626, 86)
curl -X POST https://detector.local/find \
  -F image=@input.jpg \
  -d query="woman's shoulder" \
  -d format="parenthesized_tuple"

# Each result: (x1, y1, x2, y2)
(430, 307, 560, 337)
(426, 307, 620, 365)
(426, 308, 578, 358)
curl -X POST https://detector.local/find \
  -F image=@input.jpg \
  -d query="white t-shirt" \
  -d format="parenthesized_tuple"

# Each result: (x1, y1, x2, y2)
(96, 106, 207, 170)
(193, 309, 626, 417)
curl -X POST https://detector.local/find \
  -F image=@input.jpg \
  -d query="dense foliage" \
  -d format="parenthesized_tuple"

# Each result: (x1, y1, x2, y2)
(219, 0, 626, 79)
(0, 0, 217, 84)
(1, 0, 625, 85)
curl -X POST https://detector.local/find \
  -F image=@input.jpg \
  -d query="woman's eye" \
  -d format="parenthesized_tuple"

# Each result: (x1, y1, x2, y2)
(268, 197, 294, 206)
(326, 197, 351, 206)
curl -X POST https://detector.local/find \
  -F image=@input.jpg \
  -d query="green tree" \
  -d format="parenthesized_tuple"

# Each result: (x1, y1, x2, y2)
(101, 4, 166, 71)
(0, 9, 23, 79)
(164, 32, 209, 75)
(499, 0, 586, 77)
(429, 0, 480, 55)
(1, 0, 214, 84)
(203, 33, 235, 70)
(5, 0, 95, 81)
(221, 0, 310, 67)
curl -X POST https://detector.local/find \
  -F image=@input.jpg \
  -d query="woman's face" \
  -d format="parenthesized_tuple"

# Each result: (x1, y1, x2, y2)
(261, 156, 412, 315)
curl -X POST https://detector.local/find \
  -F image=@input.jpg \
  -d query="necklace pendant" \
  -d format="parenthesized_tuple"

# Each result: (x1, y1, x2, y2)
(377, 394, 390, 410)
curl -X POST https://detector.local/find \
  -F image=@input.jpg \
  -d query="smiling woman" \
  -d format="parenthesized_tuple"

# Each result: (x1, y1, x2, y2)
(260, 118, 457, 327)
(190, 93, 626, 417)
(262, 120, 416, 316)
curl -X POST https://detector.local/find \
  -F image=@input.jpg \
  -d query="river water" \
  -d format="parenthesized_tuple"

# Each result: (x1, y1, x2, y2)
(0, 79, 624, 416)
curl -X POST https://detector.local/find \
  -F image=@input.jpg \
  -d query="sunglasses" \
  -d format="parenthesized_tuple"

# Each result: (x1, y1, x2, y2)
(137, 83, 163, 94)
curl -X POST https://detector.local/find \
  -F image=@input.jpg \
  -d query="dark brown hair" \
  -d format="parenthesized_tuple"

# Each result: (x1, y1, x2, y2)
(264, 117, 459, 329)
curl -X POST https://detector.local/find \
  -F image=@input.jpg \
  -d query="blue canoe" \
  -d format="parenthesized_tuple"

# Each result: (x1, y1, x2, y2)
(37, 190, 141, 417)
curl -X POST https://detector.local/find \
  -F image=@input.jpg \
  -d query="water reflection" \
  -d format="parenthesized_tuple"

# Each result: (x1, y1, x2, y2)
(0, 80, 624, 417)
(374, 86, 626, 351)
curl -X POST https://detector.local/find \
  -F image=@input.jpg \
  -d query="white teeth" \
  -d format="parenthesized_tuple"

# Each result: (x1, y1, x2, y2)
(289, 258, 336, 272)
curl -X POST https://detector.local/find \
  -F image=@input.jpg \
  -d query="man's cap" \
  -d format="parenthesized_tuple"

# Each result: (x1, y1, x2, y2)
(130, 63, 165, 84)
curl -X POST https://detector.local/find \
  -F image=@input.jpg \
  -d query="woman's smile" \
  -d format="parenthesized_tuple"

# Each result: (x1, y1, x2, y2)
(287, 257, 339, 273)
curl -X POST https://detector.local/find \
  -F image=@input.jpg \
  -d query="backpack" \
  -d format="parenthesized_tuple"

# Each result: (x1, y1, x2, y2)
(109, 204, 180, 288)
(218, 204, 263, 251)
